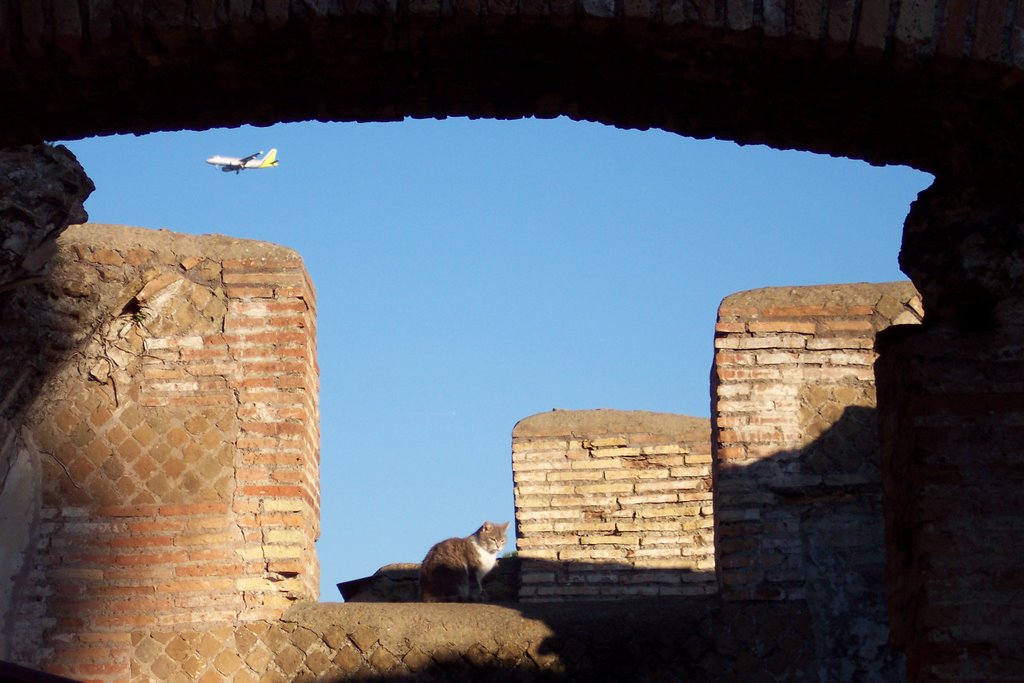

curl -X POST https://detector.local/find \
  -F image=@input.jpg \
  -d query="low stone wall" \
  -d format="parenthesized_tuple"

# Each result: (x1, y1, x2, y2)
(512, 410, 715, 600)
(338, 559, 520, 603)
(129, 600, 816, 682)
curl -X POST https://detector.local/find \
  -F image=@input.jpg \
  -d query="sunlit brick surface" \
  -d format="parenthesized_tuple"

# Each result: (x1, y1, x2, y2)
(6, 224, 320, 681)
(513, 410, 715, 600)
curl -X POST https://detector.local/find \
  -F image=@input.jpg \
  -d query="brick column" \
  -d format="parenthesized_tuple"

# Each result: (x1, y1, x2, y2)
(876, 326, 1024, 682)
(711, 283, 918, 680)
(6, 225, 320, 681)
(877, 178, 1024, 681)
(711, 282, 921, 602)
(223, 257, 321, 618)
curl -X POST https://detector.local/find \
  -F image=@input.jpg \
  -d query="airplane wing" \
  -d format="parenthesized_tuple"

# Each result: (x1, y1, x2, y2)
(238, 151, 263, 164)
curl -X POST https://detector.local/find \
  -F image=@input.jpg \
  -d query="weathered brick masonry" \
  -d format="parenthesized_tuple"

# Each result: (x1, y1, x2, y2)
(127, 599, 818, 682)
(710, 282, 922, 681)
(512, 410, 715, 600)
(3, 0, 1024, 181)
(7, 0, 1024, 676)
(712, 282, 922, 601)
(876, 325, 1024, 681)
(0, 218, 925, 681)
(3, 224, 319, 680)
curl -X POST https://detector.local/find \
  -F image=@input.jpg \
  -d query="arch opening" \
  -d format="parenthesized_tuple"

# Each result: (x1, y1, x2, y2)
(57, 117, 931, 595)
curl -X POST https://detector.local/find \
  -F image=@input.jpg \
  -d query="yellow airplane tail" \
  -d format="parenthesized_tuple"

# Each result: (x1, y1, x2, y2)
(259, 148, 279, 168)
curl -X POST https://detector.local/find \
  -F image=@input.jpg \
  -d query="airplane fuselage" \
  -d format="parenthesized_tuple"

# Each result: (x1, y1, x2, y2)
(206, 155, 243, 167)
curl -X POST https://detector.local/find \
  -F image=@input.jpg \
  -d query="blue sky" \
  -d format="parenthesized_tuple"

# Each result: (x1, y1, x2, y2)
(61, 117, 933, 599)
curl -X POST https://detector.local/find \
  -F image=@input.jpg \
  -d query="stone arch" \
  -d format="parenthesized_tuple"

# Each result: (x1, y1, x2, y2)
(1, 1, 1023, 177)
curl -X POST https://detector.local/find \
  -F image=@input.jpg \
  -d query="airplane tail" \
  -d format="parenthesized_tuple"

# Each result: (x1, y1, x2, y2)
(259, 148, 279, 168)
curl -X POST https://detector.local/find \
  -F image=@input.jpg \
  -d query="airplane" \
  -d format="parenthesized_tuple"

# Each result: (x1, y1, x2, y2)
(206, 148, 279, 173)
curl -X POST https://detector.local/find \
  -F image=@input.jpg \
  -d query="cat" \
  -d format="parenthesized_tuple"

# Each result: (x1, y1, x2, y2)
(419, 521, 510, 602)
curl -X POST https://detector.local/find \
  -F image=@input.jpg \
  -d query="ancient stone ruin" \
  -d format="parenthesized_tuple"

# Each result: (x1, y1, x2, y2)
(1, 204, 920, 680)
(3, 0, 1024, 679)
(1, 222, 320, 679)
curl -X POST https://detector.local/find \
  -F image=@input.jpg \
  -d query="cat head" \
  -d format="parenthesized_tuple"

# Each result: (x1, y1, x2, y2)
(475, 521, 510, 552)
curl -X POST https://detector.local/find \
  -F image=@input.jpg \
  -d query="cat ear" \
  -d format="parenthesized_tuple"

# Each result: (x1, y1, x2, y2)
(482, 522, 492, 531)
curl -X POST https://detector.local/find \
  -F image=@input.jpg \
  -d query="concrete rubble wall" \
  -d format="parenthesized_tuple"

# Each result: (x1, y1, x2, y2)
(872, 179, 1024, 681)
(1, 224, 319, 681)
(0, 145, 93, 294)
(130, 600, 817, 682)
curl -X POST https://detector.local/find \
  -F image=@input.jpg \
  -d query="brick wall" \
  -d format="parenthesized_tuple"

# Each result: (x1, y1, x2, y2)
(512, 410, 715, 600)
(711, 282, 920, 680)
(711, 282, 922, 600)
(3, 0, 1024, 188)
(1, 223, 923, 682)
(876, 324, 1024, 681)
(4, 0, 1023, 66)
(4, 224, 319, 681)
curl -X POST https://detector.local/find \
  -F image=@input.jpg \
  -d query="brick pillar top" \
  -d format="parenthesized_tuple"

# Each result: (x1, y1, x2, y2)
(513, 409, 710, 439)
